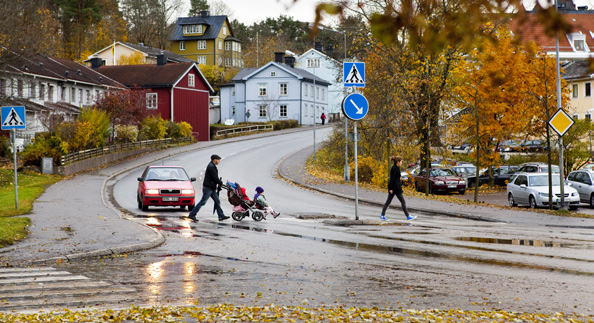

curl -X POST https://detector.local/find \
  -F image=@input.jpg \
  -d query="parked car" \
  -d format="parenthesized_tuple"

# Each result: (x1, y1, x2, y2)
(137, 165, 196, 211)
(507, 172, 579, 210)
(519, 140, 546, 152)
(517, 163, 560, 174)
(566, 170, 594, 207)
(580, 163, 594, 171)
(414, 167, 466, 194)
(497, 140, 521, 152)
(467, 165, 519, 187)
(451, 143, 473, 154)
(452, 165, 477, 187)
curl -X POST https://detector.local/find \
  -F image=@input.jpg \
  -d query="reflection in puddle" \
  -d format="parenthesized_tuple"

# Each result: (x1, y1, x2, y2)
(455, 237, 574, 247)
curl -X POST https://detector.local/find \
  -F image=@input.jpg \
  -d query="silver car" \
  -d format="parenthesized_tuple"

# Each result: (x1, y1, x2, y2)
(507, 172, 579, 210)
(566, 170, 594, 207)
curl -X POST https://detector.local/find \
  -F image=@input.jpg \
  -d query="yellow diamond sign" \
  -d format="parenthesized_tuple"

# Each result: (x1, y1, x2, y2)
(549, 109, 574, 136)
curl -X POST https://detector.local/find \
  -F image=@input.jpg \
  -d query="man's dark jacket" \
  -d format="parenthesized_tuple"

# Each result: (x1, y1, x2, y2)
(203, 161, 223, 190)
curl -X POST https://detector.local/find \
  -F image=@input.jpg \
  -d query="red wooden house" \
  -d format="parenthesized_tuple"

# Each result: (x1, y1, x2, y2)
(95, 58, 214, 141)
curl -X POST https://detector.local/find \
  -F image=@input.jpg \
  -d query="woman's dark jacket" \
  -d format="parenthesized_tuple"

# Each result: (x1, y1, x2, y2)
(203, 161, 223, 190)
(388, 164, 403, 194)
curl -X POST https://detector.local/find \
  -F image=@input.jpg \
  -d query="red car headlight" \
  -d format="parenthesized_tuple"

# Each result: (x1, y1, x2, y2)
(181, 189, 194, 195)
(145, 189, 159, 195)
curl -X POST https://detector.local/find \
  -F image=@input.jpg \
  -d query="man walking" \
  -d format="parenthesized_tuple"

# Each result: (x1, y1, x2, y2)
(188, 154, 230, 222)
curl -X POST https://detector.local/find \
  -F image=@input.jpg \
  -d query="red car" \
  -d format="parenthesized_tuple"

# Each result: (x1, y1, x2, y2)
(414, 167, 466, 194)
(137, 166, 196, 211)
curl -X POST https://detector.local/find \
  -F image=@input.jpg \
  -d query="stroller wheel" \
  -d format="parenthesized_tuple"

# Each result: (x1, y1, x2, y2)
(232, 212, 244, 221)
(252, 211, 264, 222)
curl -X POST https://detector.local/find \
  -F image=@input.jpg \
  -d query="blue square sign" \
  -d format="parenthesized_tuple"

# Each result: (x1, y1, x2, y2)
(344, 62, 365, 87)
(1, 106, 26, 130)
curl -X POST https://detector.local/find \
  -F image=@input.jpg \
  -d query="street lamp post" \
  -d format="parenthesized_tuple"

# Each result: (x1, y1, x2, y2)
(312, 52, 317, 160)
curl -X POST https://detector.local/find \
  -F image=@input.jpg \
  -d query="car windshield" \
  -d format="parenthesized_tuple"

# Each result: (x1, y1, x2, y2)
(145, 167, 190, 181)
(430, 168, 457, 177)
(529, 175, 560, 186)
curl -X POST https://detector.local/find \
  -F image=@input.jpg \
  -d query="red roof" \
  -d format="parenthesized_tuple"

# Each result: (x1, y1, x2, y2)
(96, 62, 198, 88)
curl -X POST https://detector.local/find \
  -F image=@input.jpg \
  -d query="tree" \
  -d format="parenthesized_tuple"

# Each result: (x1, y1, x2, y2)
(53, 0, 104, 60)
(93, 89, 151, 139)
(189, 0, 209, 16)
(120, 0, 182, 48)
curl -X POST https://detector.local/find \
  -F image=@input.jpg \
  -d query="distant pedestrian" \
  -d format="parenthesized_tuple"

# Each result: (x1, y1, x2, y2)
(380, 156, 416, 221)
(320, 113, 326, 125)
(187, 154, 230, 222)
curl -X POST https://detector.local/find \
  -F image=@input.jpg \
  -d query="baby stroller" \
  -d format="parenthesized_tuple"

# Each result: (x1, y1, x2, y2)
(224, 181, 265, 221)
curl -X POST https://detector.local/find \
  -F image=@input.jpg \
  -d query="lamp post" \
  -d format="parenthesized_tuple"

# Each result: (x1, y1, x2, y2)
(312, 52, 317, 160)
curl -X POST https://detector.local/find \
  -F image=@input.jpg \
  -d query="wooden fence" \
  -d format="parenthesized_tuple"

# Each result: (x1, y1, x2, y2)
(60, 137, 192, 165)
(214, 124, 273, 138)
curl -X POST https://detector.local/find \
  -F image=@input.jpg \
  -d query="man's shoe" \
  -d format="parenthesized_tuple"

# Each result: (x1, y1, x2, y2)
(187, 215, 198, 222)
(219, 215, 230, 221)
(380, 215, 387, 221)
(406, 215, 417, 221)
(273, 212, 280, 218)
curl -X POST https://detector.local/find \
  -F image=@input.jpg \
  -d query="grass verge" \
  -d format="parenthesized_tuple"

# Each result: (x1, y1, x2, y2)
(0, 167, 62, 247)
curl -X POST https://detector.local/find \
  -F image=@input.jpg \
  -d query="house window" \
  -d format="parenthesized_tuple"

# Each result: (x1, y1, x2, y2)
(197, 56, 206, 65)
(586, 82, 591, 97)
(279, 83, 288, 96)
(49, 85, 55, 101)
(188, 74, 195, 87)
(223, 26, 227, 35)
(304, 83, 308, 96)
(322, 88, 325, 100)
(270, 72, 276, 77)
(310, 85, 314, 97)
(573, 84, 579, 98)
(259, 105, 267, 118)
(85, 89, 90, 103)
(231, 106, 235, 116)
(280, 105, 287, 117)
(197, 41, 206, 50)
(586, 114, 591, 121)
(61, 87, 66, 101)
(71, 87, 76, 102)
(218, 56, 222, 65)
(183, 24, 202, 34)
(78, 89, 82, 103)
(146, 93, 158, 109)
(232, 87, 235, 96)
(218, 40, 222, 50)
(39, 83, 45, 100)
(573, 114, 579, 120)
(0, 79, 4, 96)
(258, 83, 267, 96)
(180, 41, 186, 51)
(225, 41, 231, 51)
(17, 79, 23, 97)
(574, 39, 585, 51)
(307, 58, 320, 68)
(29, 82, 35, 99)
(304, 104, 308, 117)
(225, 57, 231, 67)
(316, 87, 319, 99)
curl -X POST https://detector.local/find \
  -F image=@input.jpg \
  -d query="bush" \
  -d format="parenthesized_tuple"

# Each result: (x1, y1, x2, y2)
(165, 121, 182, 139)
(272, 119, 299, 130)
(115, 125, 139, 143)
(139, 116, 167, 140)
(0, 135, 11, 158)
(350, 155, 376, 183)
(21, 133, 68, 166)
(178, 121, 193, 138)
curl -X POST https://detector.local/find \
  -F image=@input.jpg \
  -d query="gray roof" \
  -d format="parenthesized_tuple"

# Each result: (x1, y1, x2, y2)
(170, 15, 231, 41)
(562, 60, 594, 80)
(122, 42, 193, 63)
(232, 62, 332, 86)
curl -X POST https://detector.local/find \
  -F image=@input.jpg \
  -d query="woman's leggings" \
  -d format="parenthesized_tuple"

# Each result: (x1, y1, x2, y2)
(381, 192, 409, 217)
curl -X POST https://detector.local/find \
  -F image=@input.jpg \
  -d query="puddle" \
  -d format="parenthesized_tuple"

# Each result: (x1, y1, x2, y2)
(455, 237, 575, 248)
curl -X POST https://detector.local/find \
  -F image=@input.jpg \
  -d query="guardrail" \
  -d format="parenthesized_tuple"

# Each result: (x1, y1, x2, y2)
(60, 137, 193, 165)
(214, 124, 273, 138)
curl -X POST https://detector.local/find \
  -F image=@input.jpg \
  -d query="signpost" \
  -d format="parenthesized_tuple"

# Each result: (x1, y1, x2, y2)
(1, 106, 26, 209)
(342, 93, 369, 220)
(548, 108, 574, 209)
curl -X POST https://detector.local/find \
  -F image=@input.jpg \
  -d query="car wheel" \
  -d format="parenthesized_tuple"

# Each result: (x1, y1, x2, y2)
(138, 196, 148, 211)
(569, 205, 578, 211)
(232, 212, 244, 221)
(458, 190, 465, 195)
(529, 195, 537, 209)
(137, 196, 142, 210)
(468, 180, 475, 188)
(508, 194, 517, 207)
(590, 194, 594, 209)
(252, 211, 264, 221)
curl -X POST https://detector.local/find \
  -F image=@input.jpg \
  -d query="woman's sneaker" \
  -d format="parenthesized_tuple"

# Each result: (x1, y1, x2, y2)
(380, 215, 387, 221)
(406, 215, 417, 221)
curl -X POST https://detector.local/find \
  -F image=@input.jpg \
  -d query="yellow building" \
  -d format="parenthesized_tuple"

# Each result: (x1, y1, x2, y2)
(84, 42, 193, 67)
(169, 11, 243, 68)
(563, 60, 594, 120)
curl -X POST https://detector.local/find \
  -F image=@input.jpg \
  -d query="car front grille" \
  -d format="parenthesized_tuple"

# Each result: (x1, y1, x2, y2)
(161, 189, 181, 195)
(446, 181, 458, 185)
(554, 193, 569, 198)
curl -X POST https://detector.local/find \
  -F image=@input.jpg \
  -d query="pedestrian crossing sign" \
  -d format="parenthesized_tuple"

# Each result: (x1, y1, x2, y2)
(1, 106, 26, 130)
(344, 62, 365, 87)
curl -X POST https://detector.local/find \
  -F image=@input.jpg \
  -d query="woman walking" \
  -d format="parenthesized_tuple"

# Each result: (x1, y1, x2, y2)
(380, 156, 416, 221)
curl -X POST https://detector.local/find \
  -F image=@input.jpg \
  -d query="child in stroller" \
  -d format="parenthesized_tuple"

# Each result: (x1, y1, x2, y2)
(254, 186, 280, 219)
(225, 181, 270, 221)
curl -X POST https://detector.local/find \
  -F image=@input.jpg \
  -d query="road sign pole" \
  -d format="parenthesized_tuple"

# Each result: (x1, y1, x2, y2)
(354, 121, 359, 220)
(12, 129, 18, 209)
(559, 135, 566, 210)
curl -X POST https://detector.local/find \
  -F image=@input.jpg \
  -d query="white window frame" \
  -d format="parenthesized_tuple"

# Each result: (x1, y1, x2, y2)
(304, 83, 308, 96)
(307, 58, 320, 68)
(180, 41, 186, 51)
(585, 82, 591, 97)
(270, 71, 276, 77)
(258, 105, 267, 118)
(279, 83, 288, 96)
(197, 41, 206, 50)
(258, 83, 267, 96)
(183, 24, 203, 34)
(197, 56, 206, 65)
(223, 26, 227, 35)
(280, 105, 287, 118)
(573, 84, 579, 98)
(146, 93, 158, 109)
(218, 40, 222, 50)
(225, 41, 231, 51)
(188, 74, 195, 87)
(225, 57, 231, 67)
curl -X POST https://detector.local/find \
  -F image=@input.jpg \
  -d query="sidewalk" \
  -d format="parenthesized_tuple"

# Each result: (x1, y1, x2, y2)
(2, 125, 592, 267)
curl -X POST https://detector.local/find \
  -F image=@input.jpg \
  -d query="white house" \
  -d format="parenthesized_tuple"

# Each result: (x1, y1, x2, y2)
(0, 50, 126, 150)
(219, 52, 331, 125)
(289, 48, 344, 117)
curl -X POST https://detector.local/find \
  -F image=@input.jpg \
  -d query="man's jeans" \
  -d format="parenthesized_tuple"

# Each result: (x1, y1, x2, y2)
(189, 187, 225, 218)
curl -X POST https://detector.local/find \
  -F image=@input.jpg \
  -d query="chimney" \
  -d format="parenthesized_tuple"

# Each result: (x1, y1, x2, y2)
(314, 42, 323, 52)
(90, 57, 103, 69)
(157, 53, 166, 66)
(274, 52, 285, 63)
(200, 10, 210, 17)
(284, 56, 295, 68)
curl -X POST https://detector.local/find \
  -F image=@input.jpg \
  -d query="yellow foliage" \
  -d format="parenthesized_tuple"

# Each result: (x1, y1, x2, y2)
(118, 51, 145, 65)
(178, 122, 193, 138)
